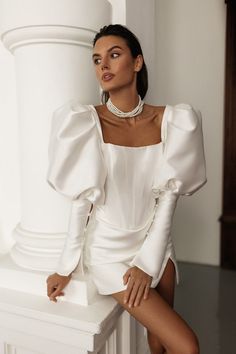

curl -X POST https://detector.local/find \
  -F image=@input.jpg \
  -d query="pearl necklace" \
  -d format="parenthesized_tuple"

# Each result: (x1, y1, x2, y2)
(106, 95, 145, 118)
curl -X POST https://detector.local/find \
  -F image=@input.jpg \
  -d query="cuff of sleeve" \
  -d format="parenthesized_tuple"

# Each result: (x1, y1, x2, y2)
(129, 190, 179, 279)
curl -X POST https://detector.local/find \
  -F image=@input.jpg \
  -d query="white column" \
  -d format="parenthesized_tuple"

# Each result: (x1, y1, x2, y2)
(0, 0, 110, 305)
(0, 1, 156, 353)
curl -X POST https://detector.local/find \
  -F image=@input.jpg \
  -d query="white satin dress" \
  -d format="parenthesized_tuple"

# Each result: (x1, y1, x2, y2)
(46, 99, 207, 295)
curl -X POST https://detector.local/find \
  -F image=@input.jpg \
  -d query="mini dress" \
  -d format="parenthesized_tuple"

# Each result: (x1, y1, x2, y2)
(46, 99, 207, 295)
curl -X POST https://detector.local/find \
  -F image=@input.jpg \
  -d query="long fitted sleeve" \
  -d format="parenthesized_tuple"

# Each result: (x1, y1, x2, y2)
(129, 190, 179, 279)
(129, 103, 207, 279)
(55, 197, 92, 276)
(46, 99, 107, 276)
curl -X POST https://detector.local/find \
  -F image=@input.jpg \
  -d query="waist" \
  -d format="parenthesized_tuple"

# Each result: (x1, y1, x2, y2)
(93, 205, 156, 232)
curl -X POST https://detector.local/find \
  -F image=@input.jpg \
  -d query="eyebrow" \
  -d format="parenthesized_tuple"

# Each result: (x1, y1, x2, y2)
(92, 45, 123, 59)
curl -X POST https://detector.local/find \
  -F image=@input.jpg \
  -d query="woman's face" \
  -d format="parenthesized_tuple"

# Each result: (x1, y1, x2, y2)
(92, 35, 142, 94)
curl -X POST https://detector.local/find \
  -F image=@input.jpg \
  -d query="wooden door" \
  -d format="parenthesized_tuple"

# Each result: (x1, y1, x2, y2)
(220, 0, 236, 269)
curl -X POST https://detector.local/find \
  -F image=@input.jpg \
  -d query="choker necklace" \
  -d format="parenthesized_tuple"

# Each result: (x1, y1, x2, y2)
(106, 95, 145, 118)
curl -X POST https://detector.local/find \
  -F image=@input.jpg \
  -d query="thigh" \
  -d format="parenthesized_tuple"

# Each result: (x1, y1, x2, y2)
(110, 261, 197, 353)
(145, 258, 176, 352)
(155, 257, 176, 307)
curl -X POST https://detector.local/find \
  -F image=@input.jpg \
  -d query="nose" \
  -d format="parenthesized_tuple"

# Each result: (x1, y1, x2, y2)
(101, 58, 109, 70)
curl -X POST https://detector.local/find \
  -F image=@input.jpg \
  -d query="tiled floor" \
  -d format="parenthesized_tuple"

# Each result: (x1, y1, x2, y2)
(174, 262, 236, 354)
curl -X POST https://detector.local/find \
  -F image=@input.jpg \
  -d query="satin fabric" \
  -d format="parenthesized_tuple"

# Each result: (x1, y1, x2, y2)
(46, 99, 207, 295)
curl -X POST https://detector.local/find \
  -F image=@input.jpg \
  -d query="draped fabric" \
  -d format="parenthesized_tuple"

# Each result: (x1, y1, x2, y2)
(46, 100, 207, 294)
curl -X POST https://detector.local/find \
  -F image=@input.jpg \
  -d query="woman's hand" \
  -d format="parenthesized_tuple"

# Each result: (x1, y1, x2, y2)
(123, 266, 152, 308)
(46, 272, 72, 302)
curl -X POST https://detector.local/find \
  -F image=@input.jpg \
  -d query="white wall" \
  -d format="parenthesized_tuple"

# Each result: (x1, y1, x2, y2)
(154, 0, 226, 266)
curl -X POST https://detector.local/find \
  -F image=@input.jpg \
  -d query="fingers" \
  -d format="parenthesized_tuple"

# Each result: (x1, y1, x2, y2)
(125, 281, 148, 308)
(134, 283, 146, 306)
(127, 282, 141, 308)
(123, 276, 135, 305)
(49, 289, 66, 302)
(47, 282, 58, 297)
(46, 272, 73, 303)
(49, 286, 63, 302)
(123, 276, 151, 308)
(143, 283, 150, 300)
(123, 276, 142, 308)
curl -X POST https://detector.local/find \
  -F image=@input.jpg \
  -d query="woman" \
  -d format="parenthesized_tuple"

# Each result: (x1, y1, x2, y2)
(46, 24, 207, 354)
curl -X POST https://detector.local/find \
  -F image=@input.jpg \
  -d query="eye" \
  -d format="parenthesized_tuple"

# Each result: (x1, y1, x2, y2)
(111, 52, 120, 58)
(93, 52, 120, 65)
(93, 58, 101, 65)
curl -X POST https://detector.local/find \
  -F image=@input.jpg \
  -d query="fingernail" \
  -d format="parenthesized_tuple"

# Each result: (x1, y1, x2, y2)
(129, 303, 132, 308)
(124, 298, 127, 304)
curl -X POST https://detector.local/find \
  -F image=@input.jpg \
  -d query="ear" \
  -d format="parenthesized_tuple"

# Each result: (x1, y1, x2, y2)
(134, 54, 144, 72)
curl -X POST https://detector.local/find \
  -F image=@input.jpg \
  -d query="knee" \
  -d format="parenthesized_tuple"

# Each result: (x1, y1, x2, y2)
(182, 333, 200, 354)
(147, 331, 165, 354)
(148, 343, 165, 354)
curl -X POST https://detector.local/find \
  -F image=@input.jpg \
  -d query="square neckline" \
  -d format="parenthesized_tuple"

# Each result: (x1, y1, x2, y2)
(88, 104, 169, 150)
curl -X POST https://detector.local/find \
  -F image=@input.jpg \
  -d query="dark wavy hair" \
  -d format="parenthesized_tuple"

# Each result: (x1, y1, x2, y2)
(93, 24, 148, 104)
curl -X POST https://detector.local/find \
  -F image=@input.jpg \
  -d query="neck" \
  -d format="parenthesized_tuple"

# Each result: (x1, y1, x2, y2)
(108, 87, 140, 112)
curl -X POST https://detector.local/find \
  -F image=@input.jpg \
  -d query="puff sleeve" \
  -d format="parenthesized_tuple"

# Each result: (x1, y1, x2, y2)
(129, 103, 207, 280)
(46, 99, 107, 276)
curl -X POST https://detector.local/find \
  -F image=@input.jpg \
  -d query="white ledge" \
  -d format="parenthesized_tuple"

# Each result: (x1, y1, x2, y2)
(0, 253, 102, 306)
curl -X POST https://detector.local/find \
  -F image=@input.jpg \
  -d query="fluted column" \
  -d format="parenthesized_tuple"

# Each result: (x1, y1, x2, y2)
(0, 0, 111, 305)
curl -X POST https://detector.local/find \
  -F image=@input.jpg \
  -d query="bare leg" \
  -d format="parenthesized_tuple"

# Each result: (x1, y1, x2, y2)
(147, 258, 176, 354)
(110, 259, 200, 354)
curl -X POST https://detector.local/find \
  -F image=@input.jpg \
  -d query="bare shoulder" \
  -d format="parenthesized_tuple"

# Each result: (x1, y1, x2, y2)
(145, 103, 166, 112)
(94, 104, 106, 113)
(144, 103, 166, 123)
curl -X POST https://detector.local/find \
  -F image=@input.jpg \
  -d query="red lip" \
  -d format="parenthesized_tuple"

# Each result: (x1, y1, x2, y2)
(102, 73, 115, 81)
